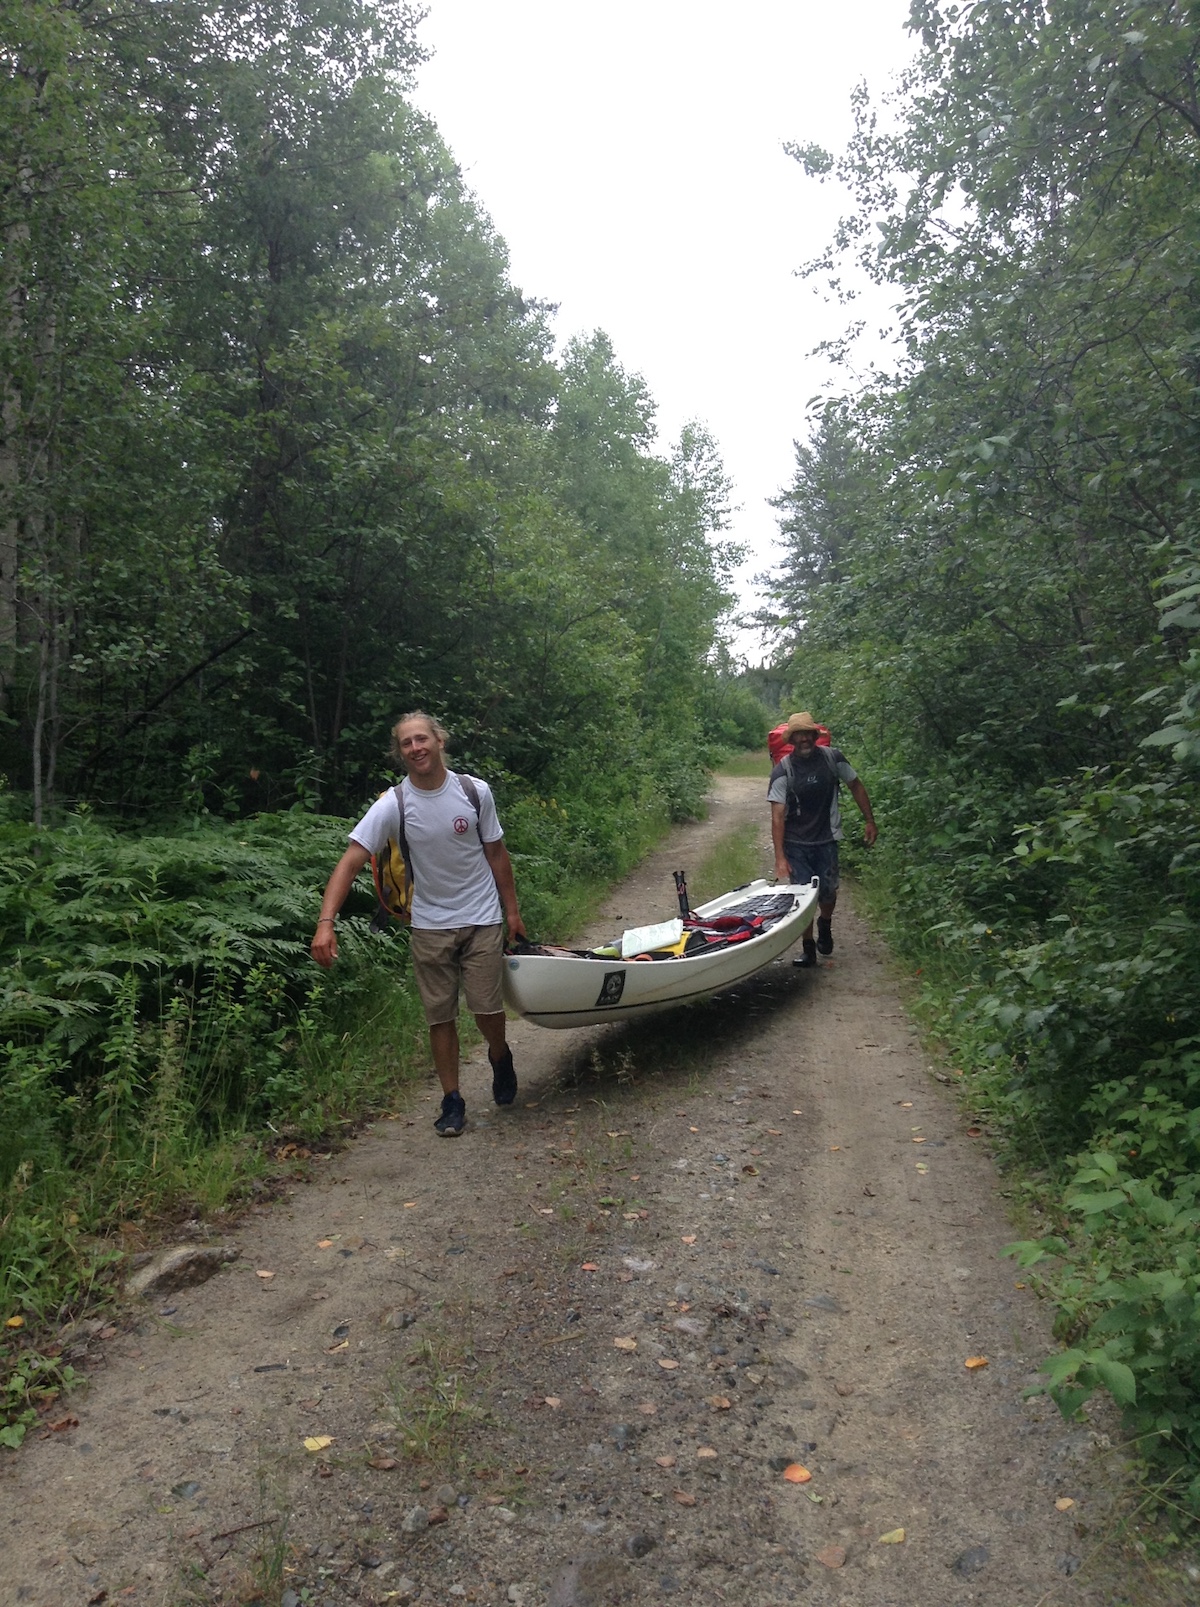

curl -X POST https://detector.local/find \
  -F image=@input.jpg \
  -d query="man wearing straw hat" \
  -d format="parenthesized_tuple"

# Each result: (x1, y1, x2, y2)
(768, 711, 877, 969)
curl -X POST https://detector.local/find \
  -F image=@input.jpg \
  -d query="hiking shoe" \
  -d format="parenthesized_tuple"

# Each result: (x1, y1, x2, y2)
(490, 1046, 517, 1106)
(816, 917, 834, 956)
(793, 938, 818, 969)
(434, 1091, 466, 1136)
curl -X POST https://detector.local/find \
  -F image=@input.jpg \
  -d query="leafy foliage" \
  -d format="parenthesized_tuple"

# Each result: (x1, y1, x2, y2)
(1010, 1145, 1200, 1511)
(0, 808, 419, 1312)
(0, 0, 741, 823)
(768, 0, 1200, 1501)
(0, 1350, 80, 1449)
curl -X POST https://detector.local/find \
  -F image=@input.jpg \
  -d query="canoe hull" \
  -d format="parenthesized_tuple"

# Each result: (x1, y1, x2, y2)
(503, 879, 819, 1029)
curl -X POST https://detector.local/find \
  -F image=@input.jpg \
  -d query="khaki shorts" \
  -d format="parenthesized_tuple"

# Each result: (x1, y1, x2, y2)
(409, 924, 505, 1025)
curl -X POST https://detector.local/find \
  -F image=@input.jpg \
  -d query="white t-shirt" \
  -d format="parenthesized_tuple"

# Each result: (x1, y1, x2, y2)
(349, 772, 504, 929)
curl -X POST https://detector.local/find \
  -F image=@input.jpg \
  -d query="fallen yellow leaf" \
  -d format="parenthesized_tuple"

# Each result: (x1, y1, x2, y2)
(767, 1128, 782, 1135)
(915, 1162, 929, 1173)
(696, 1446, 717, 1458)
(782, 1464, 812, 1484)
(544, 1396, 562, 1408)
(303, 1435, 333, 1453)
(325, 1339, 349, 1354)
(5, 1315, 25, 1329)
(965, 1355, 989, 1370)
(1055, 1497, 1075, 1512)
(792, 1109, 802, 1115)
(255, 1270, 275, 1280)
(689, 1126, 699, 1133)
(613, 1336, 637, 1352)
(879, 1528, 906, 1544)
(829, 1145, 841, 1152)
(403, 1201, 418, 1208)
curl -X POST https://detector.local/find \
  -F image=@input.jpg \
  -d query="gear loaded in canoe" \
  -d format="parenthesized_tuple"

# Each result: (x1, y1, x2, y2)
(502, 875, 820, 1029)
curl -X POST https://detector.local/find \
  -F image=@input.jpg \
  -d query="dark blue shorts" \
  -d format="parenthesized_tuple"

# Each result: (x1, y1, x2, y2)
(784, 840, 839, 903)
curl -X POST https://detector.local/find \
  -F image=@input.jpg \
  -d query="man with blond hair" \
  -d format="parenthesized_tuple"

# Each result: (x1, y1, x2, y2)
(312, 712, 526, 1136)
(769, 711, 876, 969)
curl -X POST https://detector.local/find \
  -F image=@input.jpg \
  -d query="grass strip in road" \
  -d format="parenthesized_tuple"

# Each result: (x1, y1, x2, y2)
(715, 748, 771, 779)
(688, 822, 769, 908)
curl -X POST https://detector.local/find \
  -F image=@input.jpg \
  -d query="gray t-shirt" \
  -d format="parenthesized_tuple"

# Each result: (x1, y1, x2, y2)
(350, 773, 503, 929)
(767, 747, 858, 845)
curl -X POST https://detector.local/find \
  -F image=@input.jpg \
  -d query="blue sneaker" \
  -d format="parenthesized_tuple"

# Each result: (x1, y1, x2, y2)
(490, 1046, 517, 1106)
(434, 1091, 466, 1137)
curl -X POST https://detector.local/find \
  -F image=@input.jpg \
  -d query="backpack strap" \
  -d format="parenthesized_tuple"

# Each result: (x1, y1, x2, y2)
(455, 773, 482, 830)
(392, 782, 409, 872)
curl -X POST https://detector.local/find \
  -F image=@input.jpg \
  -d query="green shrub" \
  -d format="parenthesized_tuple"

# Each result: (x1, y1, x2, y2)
(796, 645, 1200, 1499)
(1010, 1148, 1200, 1514)
(0, 809, 417, 1321)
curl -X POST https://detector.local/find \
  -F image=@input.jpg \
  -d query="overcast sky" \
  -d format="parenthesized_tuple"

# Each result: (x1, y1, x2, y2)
(413, 2, 917, 660)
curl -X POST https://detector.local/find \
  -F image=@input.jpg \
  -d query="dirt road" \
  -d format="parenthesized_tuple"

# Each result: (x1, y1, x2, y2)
(2, 777, 1177, 1606)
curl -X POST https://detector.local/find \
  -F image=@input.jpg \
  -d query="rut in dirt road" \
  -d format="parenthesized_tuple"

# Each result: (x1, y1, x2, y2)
(3, 777, 1157, 1607)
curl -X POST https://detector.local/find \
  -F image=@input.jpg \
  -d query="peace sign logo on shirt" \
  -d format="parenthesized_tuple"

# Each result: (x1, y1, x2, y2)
(453, 816, 470, 834)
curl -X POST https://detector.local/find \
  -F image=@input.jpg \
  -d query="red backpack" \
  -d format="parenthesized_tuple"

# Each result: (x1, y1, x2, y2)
(768, 722, 831, 765)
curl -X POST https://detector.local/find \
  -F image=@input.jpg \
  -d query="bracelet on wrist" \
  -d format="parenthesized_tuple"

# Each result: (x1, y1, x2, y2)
(316, 916, 336, 925)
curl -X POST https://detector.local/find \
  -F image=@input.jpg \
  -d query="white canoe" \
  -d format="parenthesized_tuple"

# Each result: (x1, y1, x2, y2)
(503, 878, 820, 1029)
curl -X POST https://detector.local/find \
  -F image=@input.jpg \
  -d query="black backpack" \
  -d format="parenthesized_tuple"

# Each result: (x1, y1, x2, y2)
(781, 746, 839, 817)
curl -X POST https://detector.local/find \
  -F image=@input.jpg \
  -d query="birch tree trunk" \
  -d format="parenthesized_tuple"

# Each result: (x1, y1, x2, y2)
(0, 218, 29, 715)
